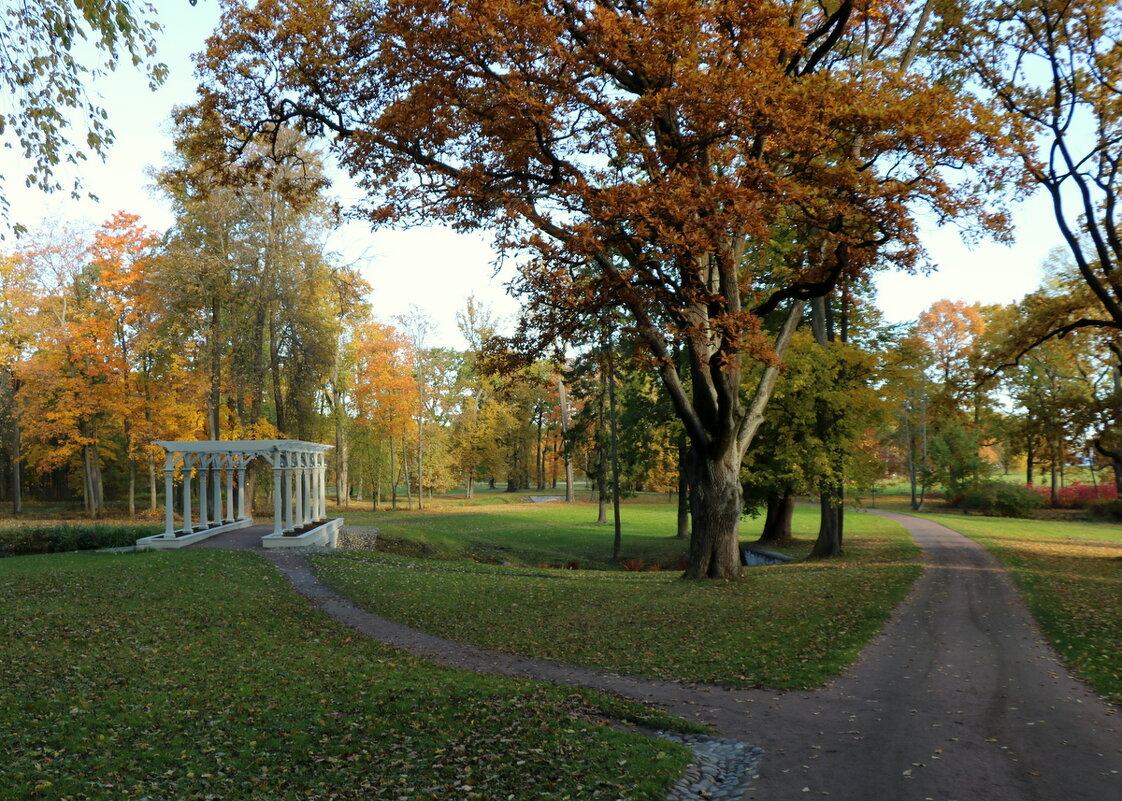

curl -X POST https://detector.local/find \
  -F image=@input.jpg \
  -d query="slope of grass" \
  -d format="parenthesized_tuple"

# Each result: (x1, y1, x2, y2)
(0, 549, 693, 801)
(312, 509, 921, 689)
(917, 513, 1122, 704)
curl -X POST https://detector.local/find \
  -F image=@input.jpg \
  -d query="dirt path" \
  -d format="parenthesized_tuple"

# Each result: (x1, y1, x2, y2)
(191, 515, 1122, 800)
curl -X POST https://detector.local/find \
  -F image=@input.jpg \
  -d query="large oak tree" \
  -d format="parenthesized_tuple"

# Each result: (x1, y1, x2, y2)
(195, 0, 1005, 578)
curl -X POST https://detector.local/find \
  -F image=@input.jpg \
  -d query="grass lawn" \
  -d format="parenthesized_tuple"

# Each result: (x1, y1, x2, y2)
(311, 507, 921, 689)
(337, 497, 696, 570)
(916, 513, 1122, 704)
(0, 549, 694, 801)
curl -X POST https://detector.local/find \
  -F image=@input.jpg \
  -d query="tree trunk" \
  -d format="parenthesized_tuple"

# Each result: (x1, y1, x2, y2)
(676, 437, 690, 539)
(683, 447, 743, 579)
(811, 493, 844, 557)
(758, 489, 795, 544)
(336, 427, 350, 508)
(402, 436, 413, 510)
(607, 332, 622, 561)
(148, 453, 158, 512)
(1025, 437, 1034, 486)
(390, 436, 397, 510)
(10, 408, 22, 515)
(417, 414, 424, 511)
(128, 458, 137, 518)
(208, 302, 222, 440)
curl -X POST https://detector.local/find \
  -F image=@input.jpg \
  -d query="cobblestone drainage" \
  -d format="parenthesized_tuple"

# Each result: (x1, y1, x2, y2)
(659, 732, 764, 801)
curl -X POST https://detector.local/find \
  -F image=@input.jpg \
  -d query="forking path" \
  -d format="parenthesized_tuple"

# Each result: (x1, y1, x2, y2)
(193, 511, 1122, 800)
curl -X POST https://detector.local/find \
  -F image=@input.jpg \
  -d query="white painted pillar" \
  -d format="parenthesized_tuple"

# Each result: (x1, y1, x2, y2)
(237, 466, 247, 520)
(300, 465, 310, 525)
(199, 467, 209, 527)
(272, 465, 283, 536)
(312, 460, 321, 520)
(163, 468, 175, 537)
(319, 456, 327, 519)
(212, 464, 222, 523)
(286, 464, 296, 532)
(225, 462, 235, 522)
(182, 457, 193, 532)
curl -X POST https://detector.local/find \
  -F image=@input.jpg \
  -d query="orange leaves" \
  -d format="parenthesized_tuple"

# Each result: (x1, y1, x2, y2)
(350, 320, 418, 438)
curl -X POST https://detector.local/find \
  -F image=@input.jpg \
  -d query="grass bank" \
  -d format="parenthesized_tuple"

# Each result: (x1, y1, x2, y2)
(917, 513, 1122, 704)
(0, 549, 693, 800)
(312, 507, 921, 689)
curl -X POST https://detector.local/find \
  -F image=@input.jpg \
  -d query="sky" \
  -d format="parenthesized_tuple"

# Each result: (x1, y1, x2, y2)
(0, 2, 1065, 349)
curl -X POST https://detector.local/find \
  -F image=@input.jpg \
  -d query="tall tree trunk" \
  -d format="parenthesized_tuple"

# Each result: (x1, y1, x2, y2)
(810, 295, 844, 558)
(607, 330, 622, 561)
(336, 426, 350, 508)
(676, 435, 690, 539)
(1025, 437, 1034, 486)
(416, 414, 424, 510)
(557, 371, 576, 502)
(127, 458, 136, 518)
(10, 404, 22, 515)
(148, 453, 158, 512)
(269, 310, 286, 434)
(402, 436, 413, 510)
(208, 302, 221, 439)
(389, 436, 397, 511)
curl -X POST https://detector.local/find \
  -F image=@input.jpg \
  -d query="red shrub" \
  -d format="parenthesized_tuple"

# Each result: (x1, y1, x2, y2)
(1026, 482, 1117, 509)
(620, 558, 645, 572)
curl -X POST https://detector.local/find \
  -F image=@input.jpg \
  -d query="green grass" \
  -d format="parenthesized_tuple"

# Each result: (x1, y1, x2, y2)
(311, 508, 921, 689)
(337, 498, 695, 569)
(916, 513, 1122, 704)
(0, 549, 694, 801)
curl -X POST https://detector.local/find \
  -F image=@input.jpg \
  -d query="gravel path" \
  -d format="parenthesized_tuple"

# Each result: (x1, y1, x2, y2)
(191, 514, 1122, 800)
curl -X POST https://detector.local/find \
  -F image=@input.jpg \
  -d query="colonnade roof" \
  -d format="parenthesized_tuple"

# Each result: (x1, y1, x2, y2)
(155, 439, 333, 455)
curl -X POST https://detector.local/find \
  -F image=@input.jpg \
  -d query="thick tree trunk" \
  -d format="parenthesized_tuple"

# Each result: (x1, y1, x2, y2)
(812, 491, 844, 557)
(683, 447, 743, 579)
(758, 489, 795, 544)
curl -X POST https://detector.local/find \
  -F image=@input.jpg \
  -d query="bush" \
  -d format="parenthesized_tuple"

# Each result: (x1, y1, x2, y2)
(1028, 482, 1118, 509)
(0, 524, 149, 556)
(1087, 498, 1122, 522)
(959, 482, 1044, 518)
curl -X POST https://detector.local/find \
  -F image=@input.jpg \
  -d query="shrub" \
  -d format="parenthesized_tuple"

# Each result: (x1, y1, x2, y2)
(1028, 482, 1118, 509)
(1087, 498, 1122, 522)
(620, 558, 645, 572)
(0, 524, 149, 556)
(959, 482, 1044, 518)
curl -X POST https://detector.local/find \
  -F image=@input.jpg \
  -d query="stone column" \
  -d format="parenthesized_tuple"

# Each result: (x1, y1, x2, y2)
(212, 464, 222, 523)
(237, 465, 247, 520)
(272, 465, 283, 537)
(164, 467, 176, 537)
(225, 462, 235, 522)
(319, 454, 327, 519)
(182, 457, 193, 532)
(285, 458, 296, 532)
(198, 463, 209, 528)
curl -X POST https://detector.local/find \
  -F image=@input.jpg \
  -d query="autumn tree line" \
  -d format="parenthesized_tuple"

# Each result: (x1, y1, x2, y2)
(4, 2, 1122, 579)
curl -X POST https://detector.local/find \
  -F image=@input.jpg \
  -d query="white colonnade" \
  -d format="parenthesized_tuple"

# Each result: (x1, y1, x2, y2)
(156, 440, 332, 539)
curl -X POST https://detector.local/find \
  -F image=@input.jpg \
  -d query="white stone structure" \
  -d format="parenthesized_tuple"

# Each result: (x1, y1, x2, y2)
(136, 439, 342, 550)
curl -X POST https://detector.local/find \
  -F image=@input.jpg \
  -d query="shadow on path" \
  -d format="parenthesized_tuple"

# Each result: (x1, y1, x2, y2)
(193, 515, 1122, 800)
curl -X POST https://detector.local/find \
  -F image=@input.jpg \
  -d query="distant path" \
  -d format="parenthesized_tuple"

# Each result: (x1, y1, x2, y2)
(190, 514, 1122, 800)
